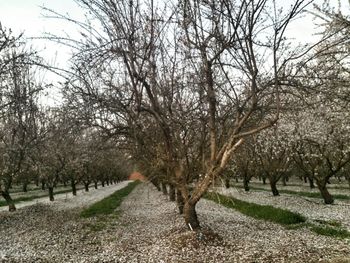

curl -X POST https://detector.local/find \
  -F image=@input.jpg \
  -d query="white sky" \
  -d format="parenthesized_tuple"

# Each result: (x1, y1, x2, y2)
(0, 0, 348, 83)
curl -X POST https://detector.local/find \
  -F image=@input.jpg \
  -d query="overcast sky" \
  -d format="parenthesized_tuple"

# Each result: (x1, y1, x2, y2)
(0, 0, 348, 73)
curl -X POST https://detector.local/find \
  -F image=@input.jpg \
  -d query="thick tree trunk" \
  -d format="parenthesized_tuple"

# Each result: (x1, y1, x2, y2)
(183, 202, 200, 230)
(48, 187, 54, 201)
(225, 178, 230, 189)
(161, 182, 168, 195)
(1, 190, 16, 212)
(303, 176, 308, 183)
(317, 181, 334, 204)
(106, 180, 110, 186)
(94, 181, 98, 189)
(243, 177, 250, 192)
(169, 184, 176, 201)
(101, 181, 105, 187)
(269, 180, 279, 196)
(84, 183, 89, 192)
(176, 189, 184, 214)
(71, 180, 77, 196)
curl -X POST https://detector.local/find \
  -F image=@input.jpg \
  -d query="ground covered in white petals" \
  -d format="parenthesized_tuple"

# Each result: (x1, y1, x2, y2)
(0, 182, 349, 262)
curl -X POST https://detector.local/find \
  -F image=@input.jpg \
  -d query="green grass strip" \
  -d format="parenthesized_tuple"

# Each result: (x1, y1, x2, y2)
(80, 181, 140, 218)
(235, 185, 350, 200)
(206, 192, 350, 240)
(205, 192, 306, 225)
(310, 225, 350, 239)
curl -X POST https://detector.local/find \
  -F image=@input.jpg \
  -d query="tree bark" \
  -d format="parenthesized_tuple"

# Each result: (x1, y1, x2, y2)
(308, 177, 315, 189)
(225, 178, 230, 189)
(101, 181, 105, 187)
(282, 175, 287, 186)
(269, 180, 279, 196)
(243, 177, 250, 192)
(48, 187, 54, 201)
(161, 182, 168, 195)
(22, 182, 28, 192)
(169, 184, 176, 201)
(106, 180, 109, 186)
(183, 202, 200, 230)
(41, 180, 46, 190)
(84, 182, 89, 192)
(317, 181, 334, 204)
(151, 179, 161, 191)
(94, 181, 98, 189)
(71, 180, 77, 196)
(1, 190, 16, 212)
(176, 189, 184, 214)
(262, 177, 266, 185)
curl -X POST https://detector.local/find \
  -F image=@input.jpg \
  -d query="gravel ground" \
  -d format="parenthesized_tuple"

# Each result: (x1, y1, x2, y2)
(0, 182, 349, 262)
(216, 186, 350, 231)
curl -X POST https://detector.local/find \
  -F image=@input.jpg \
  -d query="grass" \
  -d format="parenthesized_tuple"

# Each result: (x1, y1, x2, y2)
(235, 185, 350, 200)
(310, 225, 350, 239)
(207, 192, 350, 240)
(80, 181, 140, 218)
(205, 192, 306, 225)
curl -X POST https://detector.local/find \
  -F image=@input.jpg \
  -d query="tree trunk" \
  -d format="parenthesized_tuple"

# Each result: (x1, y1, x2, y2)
(176, 189, 184, 214)
(269, 180, 279, 196)
(183, 202, 200, 230)
(152, 180, 161, 191)
(101, 181, 105, 187)
(303, 176, 307, 183)
(225, 178, 230, 189)
(317, 181, 334, 204)
(308, 177, 315, 189)
(106, 180, 109, 186)
(22, 182, 28, 192)
(1, 190, 16, 212)
(41, 180, 46, 190)
(63, 181, 67, 187)
(169, 184, 176, 201)
(282, 176, 287, 186)
(71, 180, 77, 196)
(262, 177, 266, 185)
(235, 177, 239, 183)
(84, 183, 89, 192)
(48, 187, 54, 201)
(161, 182, 168, 195)
(94, 181, 98, 189)
(243, 177, 250, 192)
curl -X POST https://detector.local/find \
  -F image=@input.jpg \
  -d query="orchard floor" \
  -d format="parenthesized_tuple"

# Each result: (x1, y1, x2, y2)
(0, 183, 349, 263)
